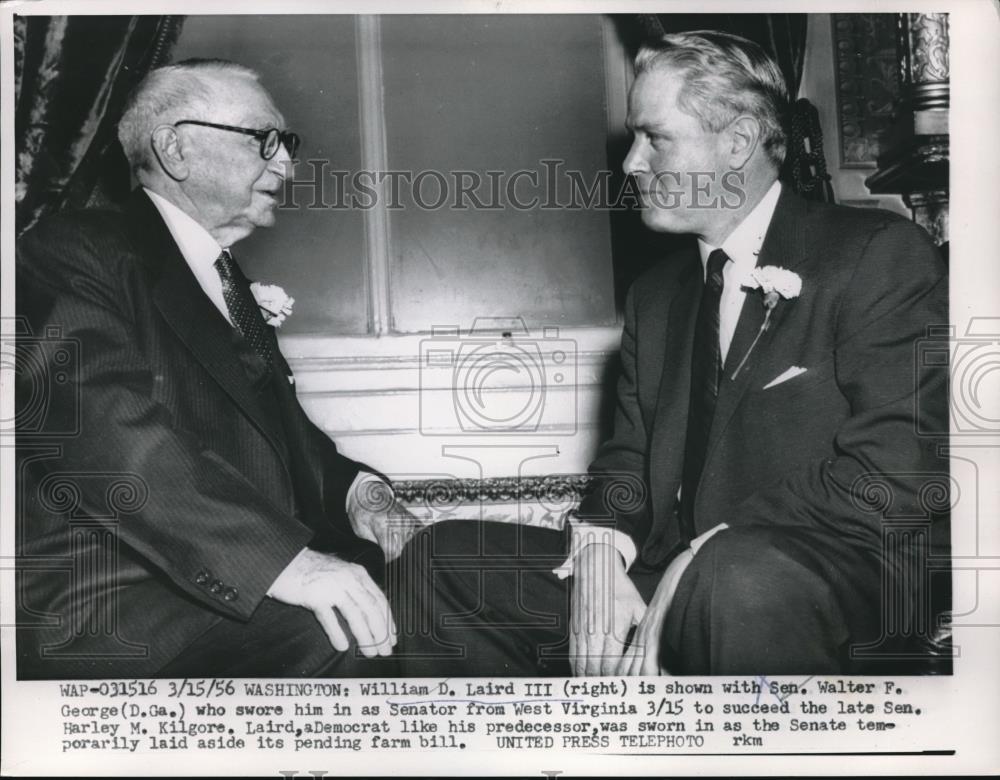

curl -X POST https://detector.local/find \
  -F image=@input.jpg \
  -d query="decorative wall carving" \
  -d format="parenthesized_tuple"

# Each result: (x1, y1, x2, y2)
(906, 13, 950, 87)
(832, 14, 901, 167)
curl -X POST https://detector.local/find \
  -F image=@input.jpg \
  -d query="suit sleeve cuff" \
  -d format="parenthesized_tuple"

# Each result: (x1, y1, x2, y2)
(552, 521, 638, 580)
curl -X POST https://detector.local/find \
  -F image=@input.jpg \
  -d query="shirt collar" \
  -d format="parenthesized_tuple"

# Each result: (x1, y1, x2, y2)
(697, 179, 782, 278)
(144, 187, 226, 271)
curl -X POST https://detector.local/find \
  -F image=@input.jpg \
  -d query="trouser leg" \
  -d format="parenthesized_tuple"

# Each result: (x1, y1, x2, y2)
(660, 525, 883, 675)
(391, 520, 572, 677)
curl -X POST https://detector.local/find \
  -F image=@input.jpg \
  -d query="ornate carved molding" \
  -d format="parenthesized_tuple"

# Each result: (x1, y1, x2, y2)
(391, 475, 597, 529)
(393, 475, 593, 507)
(903, 13, 950, 103)
(904, 191, 950, 247)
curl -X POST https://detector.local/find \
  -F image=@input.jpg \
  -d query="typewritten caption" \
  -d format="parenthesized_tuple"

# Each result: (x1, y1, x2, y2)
(50, 676, 939, 757)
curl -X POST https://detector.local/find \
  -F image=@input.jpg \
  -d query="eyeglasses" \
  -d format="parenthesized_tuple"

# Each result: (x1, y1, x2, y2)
(173, 120, 301, 160)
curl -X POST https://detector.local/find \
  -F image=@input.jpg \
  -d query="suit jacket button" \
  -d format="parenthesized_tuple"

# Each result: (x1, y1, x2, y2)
(195, 570, 210, 585)
(223, 587, 239, 602)
(209, 579, 223, 594)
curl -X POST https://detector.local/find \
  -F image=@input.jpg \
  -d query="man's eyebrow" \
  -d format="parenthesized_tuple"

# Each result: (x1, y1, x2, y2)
(626, 119, 671, 136)
(236, 113, 284, 129)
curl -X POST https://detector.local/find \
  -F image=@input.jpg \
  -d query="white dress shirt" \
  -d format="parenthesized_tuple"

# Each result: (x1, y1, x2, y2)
(144, 187, 233, 326)
(557, 180, 783, 578)
(697, 179, 782, 362)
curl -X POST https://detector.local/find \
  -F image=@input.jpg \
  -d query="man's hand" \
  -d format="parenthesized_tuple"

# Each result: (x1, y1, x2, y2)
(348, 475, 425, 562)
(617, 524, 726, 675)
(570, 543, 646, 676)
(266, 548, 396, 656)
(617, 548, 695, 676)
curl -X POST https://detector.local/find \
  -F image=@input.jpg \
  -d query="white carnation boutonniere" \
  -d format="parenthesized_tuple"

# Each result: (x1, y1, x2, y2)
(249, 282, 295, 328)
(730, 266, 802, 379)
(745, 265, 802, 303)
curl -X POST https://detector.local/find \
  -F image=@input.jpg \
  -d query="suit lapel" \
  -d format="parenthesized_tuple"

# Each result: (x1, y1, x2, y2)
(701, 188, 811, 490)
(648, 247, 702, 533)
(125, 191, 292, 470)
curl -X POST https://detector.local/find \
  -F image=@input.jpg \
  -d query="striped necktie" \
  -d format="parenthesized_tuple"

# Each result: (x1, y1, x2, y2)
(679, 248, 729, 537)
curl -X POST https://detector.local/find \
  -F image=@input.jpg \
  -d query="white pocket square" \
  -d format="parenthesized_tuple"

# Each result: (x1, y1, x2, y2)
(763, 366, 807, 390)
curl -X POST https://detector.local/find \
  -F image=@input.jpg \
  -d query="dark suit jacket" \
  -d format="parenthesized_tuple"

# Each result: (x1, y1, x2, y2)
(16, 190, 375, 678)
(578, 187, 949, 572)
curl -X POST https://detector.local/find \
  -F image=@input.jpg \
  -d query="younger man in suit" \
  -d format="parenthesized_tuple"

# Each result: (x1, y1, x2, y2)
(404, 31, 949, 677)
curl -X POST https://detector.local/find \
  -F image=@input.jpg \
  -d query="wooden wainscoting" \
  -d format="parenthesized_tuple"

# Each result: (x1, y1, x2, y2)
(279, 326, 622, 524)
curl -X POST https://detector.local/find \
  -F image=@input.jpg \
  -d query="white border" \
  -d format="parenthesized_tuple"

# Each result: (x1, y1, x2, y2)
(2, 1, 998, 776)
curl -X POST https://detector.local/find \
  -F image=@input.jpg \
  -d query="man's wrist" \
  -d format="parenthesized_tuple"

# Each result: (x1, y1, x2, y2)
(552, 519, 637, 580)
(265, 546, 310, 598)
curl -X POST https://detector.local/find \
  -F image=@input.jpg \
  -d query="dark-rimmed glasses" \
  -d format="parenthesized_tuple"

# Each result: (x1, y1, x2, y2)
(173, 120, 300, 160)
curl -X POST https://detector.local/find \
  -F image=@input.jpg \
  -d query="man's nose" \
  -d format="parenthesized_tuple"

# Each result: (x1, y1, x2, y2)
(622, 138, 648, 176)
(268, 143, 293, 179)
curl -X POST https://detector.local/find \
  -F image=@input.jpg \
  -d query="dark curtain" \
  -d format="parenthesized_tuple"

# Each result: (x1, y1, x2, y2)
(14, 15, 185, 237)
(633, 13, 834, 202)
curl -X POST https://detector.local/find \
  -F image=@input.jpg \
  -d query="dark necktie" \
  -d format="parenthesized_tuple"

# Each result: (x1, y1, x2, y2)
(214, 250, 274, 366)
(679, 248, 729, 537)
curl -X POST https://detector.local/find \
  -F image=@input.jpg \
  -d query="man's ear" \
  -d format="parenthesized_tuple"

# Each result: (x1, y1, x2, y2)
(150, 125, 190, 181)
(727, 115, 762, 171)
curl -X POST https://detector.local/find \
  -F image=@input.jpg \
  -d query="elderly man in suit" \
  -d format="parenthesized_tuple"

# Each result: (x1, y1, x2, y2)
(16, 59, 412, 678)
(405, 31, 948, 677)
